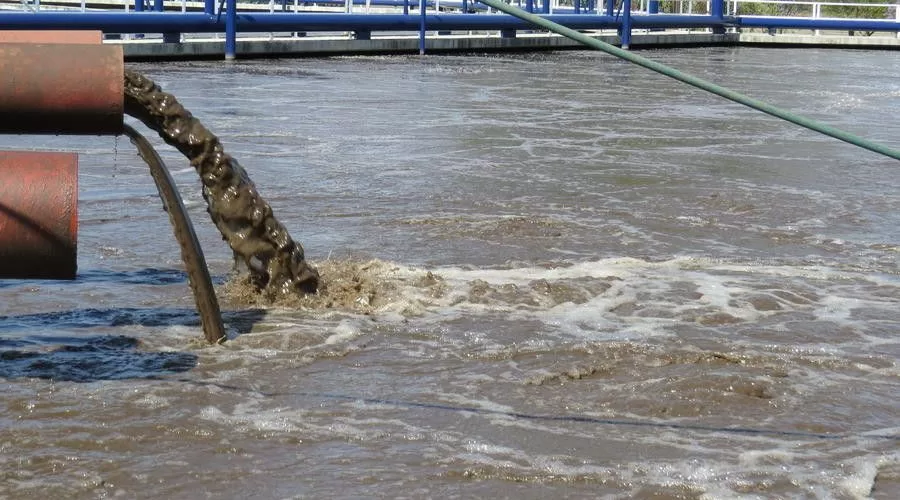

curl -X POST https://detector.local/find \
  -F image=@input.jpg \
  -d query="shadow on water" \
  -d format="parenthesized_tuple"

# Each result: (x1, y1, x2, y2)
(77, 268, 229, 285)
(0, 308, 267, 382)
(0, 306, 255, 331)
(0, 335, 197, 382)
(0, 268, 228, 289)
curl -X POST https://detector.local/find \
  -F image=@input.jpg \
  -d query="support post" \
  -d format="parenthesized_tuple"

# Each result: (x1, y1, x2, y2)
(620, 0, 632, 48)
(648, 0, 662, 31)
(225, 0, 237, 60)
(711, 0, 725, 34)
(419, 0, 426, 55)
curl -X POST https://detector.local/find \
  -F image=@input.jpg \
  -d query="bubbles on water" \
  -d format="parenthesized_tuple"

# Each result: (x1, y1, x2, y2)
(219, 255, 900, 346)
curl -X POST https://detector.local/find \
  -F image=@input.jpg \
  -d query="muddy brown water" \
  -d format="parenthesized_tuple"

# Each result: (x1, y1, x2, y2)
(1, 48, 899, 498)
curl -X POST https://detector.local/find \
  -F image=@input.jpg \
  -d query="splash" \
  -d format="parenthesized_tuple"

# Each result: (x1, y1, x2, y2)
(222, 258, 446, 314)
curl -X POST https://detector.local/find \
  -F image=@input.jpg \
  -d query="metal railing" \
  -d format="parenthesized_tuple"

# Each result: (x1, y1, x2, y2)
(2, 0, 900, 58)
(3, 0, 897, 19)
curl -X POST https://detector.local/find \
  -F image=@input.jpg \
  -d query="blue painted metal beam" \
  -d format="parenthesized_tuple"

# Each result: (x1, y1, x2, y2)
(0, 13, 735, 33)
(631, 15, 737, 28)
(738, 17, 900, 32)
(0, 12, 219, 32)
(4, 12, 897, 36)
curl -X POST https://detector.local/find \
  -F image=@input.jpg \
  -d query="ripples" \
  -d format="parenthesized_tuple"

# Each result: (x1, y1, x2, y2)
(2, 48, 899, 498)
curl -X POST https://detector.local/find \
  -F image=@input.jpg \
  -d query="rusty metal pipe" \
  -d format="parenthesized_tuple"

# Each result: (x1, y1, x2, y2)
(0, 151, 78, 280)
(123, 124, 226, 344)
(0, 30, 103, 44)
(0, 43, 123, 135)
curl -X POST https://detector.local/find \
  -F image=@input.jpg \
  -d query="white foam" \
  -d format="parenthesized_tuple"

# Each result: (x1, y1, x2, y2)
(282, 257, 899, 348)
(836, 456, 879, 500)
(323, 320, 361, 345)
(199, 403, 300, 433)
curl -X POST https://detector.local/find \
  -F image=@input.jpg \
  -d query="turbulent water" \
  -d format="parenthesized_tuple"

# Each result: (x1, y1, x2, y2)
(1, 47, 898, 498)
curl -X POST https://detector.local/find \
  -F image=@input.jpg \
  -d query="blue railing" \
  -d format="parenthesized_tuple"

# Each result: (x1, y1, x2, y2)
(1, 0, 899, 58)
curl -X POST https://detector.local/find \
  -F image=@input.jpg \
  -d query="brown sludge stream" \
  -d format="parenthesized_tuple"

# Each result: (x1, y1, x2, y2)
(123, 69, 320, 306)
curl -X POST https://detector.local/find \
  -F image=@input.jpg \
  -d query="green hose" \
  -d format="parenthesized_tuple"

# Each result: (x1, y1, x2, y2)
(476, 0, 900, 162)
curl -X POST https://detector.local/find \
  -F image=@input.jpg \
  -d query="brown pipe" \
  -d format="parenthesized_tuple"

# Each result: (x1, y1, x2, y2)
(0, 30, 103, 44)
(0, 151, 78, 280)
(0, 44, 123, 135)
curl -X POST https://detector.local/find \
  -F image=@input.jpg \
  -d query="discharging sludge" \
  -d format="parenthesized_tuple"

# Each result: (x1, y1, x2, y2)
(123, 69, 320, 301)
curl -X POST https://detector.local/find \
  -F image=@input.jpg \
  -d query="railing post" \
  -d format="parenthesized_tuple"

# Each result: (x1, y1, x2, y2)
(205, 0, 215, 14)
(225, 0, 236, 60)
(649, 0, 659, 14)
(134, 0, 143, 12)
(814, 3, 821, 36)
(620, 0, 632, 48)
(896, 1, 900, 39)
(605, 0, 613, 16)
(526, 0, 534, 12)
(154, 0, 163, 11)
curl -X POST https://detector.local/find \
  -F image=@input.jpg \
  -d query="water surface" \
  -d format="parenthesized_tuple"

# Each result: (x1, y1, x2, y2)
(1, 47, 898, 498)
